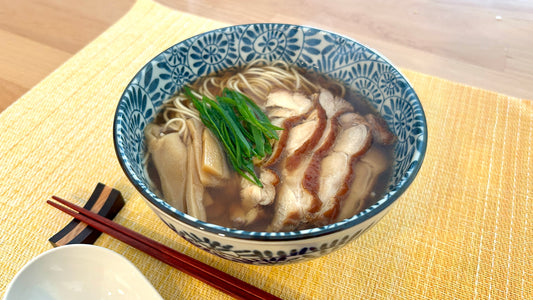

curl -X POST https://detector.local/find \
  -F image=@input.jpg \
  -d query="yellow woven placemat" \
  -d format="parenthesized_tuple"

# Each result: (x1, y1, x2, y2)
(0, 0, 531, 298)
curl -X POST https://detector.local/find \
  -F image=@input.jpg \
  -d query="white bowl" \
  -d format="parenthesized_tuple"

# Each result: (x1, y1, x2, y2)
(3, 244, 162, 300)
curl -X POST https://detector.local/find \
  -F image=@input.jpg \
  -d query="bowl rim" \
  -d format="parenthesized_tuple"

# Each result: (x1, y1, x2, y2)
(113, 23, 428, 241)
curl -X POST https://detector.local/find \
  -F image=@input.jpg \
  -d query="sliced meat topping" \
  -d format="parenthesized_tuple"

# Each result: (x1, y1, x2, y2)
(265, 90, 315, 118)
(284, 106, 326, 171)
(267, 108, 327, 231)
(257, 90, 394, 231)
(312, 113, 372, 224)
(318, 88, 353, 119)
(270, 117, 371, 231)
(263, 91, 317, 167)
(301, 90, 355, 200)
(303, 89, 353, 162)
(229, 202, 266, 229)
(240, 169, 279, 208)
(336, 147, 390, 222)
(268, 91, 362, 231)
(268, 161, 319, 231)
(230, 169, 280, 229)
(365, 113, 396, 145)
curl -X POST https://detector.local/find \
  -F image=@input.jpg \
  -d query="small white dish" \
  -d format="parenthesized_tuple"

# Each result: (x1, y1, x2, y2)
(4, 244, 163, 300)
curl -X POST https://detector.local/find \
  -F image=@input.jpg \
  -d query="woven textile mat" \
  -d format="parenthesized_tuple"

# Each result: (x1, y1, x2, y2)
(0, 0, 531, 298)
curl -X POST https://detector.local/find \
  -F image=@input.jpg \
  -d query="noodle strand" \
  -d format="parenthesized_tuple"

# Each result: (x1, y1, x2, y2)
(149, 60, 340, 151)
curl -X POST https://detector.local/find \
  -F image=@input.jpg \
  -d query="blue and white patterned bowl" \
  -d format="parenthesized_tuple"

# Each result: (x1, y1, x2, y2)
(113, 24, 427, 265)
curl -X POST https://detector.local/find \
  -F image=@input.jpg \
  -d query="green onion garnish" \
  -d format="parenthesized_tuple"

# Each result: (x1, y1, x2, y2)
(183, 87, 283, 187)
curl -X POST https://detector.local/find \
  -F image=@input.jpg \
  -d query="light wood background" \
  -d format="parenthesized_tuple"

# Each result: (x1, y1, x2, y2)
(1, 0, 532, 112)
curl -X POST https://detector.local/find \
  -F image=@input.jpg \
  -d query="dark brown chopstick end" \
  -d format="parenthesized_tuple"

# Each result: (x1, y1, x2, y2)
(49, 183, 124, 247)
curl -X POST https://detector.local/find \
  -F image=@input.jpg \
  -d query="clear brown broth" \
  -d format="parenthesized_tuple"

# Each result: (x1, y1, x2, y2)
(147, 64, 395, 231)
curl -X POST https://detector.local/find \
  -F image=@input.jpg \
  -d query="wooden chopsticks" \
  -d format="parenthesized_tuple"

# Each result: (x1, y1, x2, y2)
(47, 196, 281, 300)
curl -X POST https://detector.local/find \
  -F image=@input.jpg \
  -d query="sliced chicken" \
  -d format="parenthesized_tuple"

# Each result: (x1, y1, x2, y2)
(266, 94, 353, 231)
(259, 90, 394, 231)
(144, 123, 187, 212)
(302, 90, 355, 199)
(268, 91, 366, 231)
(263, 91, 317, 166)
(240, 169, 279, 208)
(366, 113, 396, 145)
(230, 169, 280, 228)
(313, 113, 372, 224)
(284, 107, 326, 171)
(265, 90, 315, 118)
(268, 162, 320, 231)
(284, 109, 323, 156)
(268, 96, 348, 231)
(229, 203, 266, 229)
(336, 147, 390, 222)
(318, 89, 354, 120)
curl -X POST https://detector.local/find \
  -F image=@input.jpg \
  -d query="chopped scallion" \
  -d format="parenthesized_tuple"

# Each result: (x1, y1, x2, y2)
(183, 86, 282, 187)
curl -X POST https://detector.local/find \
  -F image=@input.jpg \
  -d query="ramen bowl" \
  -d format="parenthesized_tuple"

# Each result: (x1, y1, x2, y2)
(113, 24, 427, 265)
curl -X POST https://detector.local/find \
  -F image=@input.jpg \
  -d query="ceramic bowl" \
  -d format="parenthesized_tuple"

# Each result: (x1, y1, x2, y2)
(3, 245, 162, 300)
(113, 24, 427, 265)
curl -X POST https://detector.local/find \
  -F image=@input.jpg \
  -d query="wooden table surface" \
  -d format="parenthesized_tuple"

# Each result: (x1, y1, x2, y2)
(1, 0, 532, 112)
